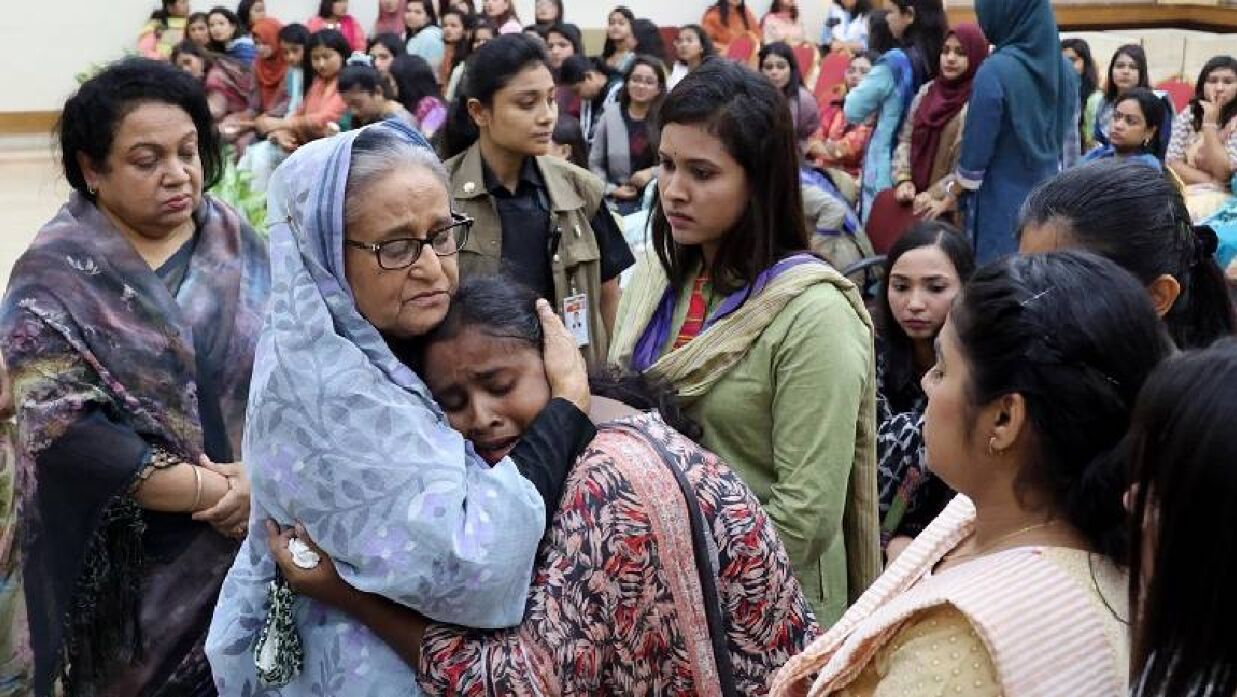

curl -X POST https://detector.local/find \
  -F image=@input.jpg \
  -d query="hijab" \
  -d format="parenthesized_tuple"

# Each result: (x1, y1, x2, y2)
(910, 23, 988, 191)
(975, 0, 1076, 169)
(251, 17, 287, 112)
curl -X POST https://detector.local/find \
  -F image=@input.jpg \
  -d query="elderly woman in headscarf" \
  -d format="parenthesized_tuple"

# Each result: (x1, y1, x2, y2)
(205, 121, 595, 696)
(953, 0, 1077, 263)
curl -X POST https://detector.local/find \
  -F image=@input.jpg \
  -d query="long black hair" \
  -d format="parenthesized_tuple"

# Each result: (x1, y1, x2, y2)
(887, 0, 946, 83)
(769, 0, 799, 21)
(1127, 340, 1237, 697)
(878, 221, 975, 412)
(443, 33, 549, 158)
(389, 54, 440, 113)
(305, 29, 351, 85)
(237, 0, 261, 32)
(1019, 160, 1235, 350)
(758, 41, 805, 98)
(713, 0, 751, 31)
(602, 6, 636, 61)
(426, 275, 702, 439)
(1113, 88, 1167, 157)
(59, 57, 224, 200)
(1191, 55, 1237, 131)
(674, 24, 715, 67)
(150, 0, 184, 25)
(1061, 38, 1099, 142)
(651, 58, 809, 295)
(951, 251, 1172, 565)
(405, 0, 440, 39)
(317, 0, 345, 19)
(867, 9, 895, 56)
(206, 7, 241, 53)
(1105, 44, 1150, 102)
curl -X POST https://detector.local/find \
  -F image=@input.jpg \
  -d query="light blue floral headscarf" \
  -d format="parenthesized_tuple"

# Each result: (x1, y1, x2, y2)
(206, 122, 546, 696)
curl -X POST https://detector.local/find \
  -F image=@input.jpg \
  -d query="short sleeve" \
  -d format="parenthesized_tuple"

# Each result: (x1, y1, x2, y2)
(592, 206, 635, 283)
(845, 605, 1002, 697)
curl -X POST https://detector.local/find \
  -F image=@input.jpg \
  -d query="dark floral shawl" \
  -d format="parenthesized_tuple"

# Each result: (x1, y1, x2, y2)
(0, 192, 269, 696)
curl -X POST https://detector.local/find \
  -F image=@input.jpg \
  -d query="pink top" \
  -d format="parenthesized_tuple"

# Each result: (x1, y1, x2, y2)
(306, 14, 366, 53)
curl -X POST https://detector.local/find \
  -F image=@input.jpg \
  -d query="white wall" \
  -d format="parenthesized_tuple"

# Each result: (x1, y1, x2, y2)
(0, 0, 820, 113)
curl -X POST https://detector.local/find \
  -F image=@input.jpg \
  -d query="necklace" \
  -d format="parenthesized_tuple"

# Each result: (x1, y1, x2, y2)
(944, 520, 1058, 564)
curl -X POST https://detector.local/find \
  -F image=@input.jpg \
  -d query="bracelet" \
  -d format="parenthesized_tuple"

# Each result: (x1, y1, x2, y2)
(191, 465, 203, 512)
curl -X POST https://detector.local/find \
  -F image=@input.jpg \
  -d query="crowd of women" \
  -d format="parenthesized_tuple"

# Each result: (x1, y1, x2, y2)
(1, 0, 1237, 696)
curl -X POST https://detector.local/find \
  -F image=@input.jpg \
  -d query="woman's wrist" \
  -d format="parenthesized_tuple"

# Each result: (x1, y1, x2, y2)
(196, 468, 231, 513)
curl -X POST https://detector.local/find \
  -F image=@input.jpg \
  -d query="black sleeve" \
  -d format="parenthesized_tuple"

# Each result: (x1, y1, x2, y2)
(508, 398, 596, 527)
(591, 206, 636, 283)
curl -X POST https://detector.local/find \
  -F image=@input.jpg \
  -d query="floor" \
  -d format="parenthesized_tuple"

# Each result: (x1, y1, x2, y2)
(0, 134, 66, 289)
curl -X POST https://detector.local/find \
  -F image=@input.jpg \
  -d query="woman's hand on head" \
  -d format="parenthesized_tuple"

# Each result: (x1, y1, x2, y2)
(192, 455, 251, 539)
(266, 520, 354, 609)
(537, 299, 590, 413)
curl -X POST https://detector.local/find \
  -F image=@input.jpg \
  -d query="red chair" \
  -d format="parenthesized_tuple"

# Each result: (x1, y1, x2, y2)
(726, 32, 760, 67)
(814, 50, 851, 106)
(1156, 79, 1193, 113)
(866, 188, 919, 254)
(790, 42, 820, 82)
(659, 25, 679, 67)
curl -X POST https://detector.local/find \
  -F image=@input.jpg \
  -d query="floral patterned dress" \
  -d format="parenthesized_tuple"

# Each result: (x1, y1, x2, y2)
(418, 413, 820, 696)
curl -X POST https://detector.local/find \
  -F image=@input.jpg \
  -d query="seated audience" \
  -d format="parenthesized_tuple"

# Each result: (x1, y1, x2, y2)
(208, 6, 257, 64)
(667, 24, 714, 91)
(218, 17, 289, 149)
(546, 22, 583, 115)
(266, 275, 820, 696)
(807, 51, 876, 181)
(1125, 340, 1237, 697)
(373, 0, 408, 35)
(1083, 87, 1167, 170)
(185, 11, 211, 48)
(602, 6, 638, 73)
(534, 0, 563, 30)
(404, 0, 445, 75)
(307, 0, 365, 52)
(700, 0, 757, 55)
(823, 0, 871, 53)
(237, 0, 266, 34)
(590, 56, 665, 214)
(390, 54, 448, 139)
(1061, 37, 1104, 154)
(445, 19, 495, 101)
(762, 0, 805, 45)
(439, 9, 472, 87)
(1167, 56, 1237, 221)
(760, 41, 820, 157)
(550, 113, 588, 168)
(204, 9, 257, 123)
(1019, 160, 1236, 350)
(773, 251, 1171, 696)
(483, 0, 522, 34)
(367, 32, 407, 84)
(875, 222, 974, 561)
(172, 40, 212, 82)
(892, 24, 988, 223)
(561, 55, 622, 143)
(138, 0, 190, 59)
(339, 62, 415, 129)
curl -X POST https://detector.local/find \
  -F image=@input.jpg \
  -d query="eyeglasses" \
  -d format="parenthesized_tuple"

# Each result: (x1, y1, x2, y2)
(345, 212, 473, 270)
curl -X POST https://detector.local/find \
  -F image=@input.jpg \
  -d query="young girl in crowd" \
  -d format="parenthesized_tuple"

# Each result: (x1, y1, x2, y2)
(1096, 45, 1152, 147)
(367, 32, 406, 84)
(373, 0, 408, 35)
(667, 24, 713, 91)
(534, 0, 563, 30)
(823, 0, 871, 53)
(760, 41, 820, 157)
(590, 55, 664, 215)
(339, 62, 415, 129)
(602, 6, 638, 73)
(439, 9, 470, 88)
(264, 274, 819, 696)
(609, 59, 880, 626)
(138, 0, 189, 59)
(307, 0, 365, 52)
(1167, 56, 1237, 221)
(207, 7, 256, 64)
(844, 9, 916, 219)
(774, 250, 1169, 696)
(957, 0, 1075, 263)
(185, 11, 210, 48)
(483, 0, 521, 34)
(1061, 37, 1104, 153)
(875, 222, 974, 561)
(1083, 87, 1166, 170)
(886, 0, 947, 86)
(404, 0, 445, 75)
(700, 0, 757, 55)
(808, 51, 876, 182)
(172, 40, 211, 82)
(1020, 160, 1235, 350)
(237, 0, 265, 33)
(762, 0, 805, 45)
(893, 24, 988, 223)
(390, 54, 447, 138)
(218, 17, 289, 150)
(443, 34, 634, 368)
(1126, 341, 1237, 697)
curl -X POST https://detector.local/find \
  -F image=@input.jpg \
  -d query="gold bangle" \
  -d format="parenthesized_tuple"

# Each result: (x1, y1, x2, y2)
(190, 465, 203, 512)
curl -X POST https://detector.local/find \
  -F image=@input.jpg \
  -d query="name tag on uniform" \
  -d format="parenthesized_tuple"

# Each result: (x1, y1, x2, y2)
(562, 294, 591, 347)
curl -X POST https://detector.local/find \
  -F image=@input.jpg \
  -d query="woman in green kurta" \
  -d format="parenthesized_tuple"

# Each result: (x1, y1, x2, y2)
(610, 59, 881, 625)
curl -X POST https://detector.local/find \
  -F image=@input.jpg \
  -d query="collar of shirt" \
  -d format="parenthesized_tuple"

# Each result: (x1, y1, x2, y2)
(481, 156, 546, 199)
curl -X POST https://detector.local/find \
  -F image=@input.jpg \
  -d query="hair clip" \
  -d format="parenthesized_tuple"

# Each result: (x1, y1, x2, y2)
(346, 51, 373, 67)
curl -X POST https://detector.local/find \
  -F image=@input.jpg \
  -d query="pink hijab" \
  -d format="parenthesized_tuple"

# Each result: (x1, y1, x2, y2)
(374, 0, 408, 35)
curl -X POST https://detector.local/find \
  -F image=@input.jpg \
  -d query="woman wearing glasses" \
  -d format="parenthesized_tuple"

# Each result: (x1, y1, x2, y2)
(442, 34, 635, 368)
(205, 120, 596, 696)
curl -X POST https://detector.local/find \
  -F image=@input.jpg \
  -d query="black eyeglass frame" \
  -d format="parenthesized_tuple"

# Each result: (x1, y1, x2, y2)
(344, 212, 474, 270)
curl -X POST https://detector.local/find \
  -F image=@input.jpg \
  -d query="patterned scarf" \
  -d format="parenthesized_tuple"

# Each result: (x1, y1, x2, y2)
(0, 192, 269, 694)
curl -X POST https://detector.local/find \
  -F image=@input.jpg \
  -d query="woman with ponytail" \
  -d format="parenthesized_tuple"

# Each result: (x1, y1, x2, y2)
(773, 251, 1170, 697)
(1019, 159, 1236, 350)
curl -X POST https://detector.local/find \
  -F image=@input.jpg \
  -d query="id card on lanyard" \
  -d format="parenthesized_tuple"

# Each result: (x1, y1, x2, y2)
(539, 186, 591, 348)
